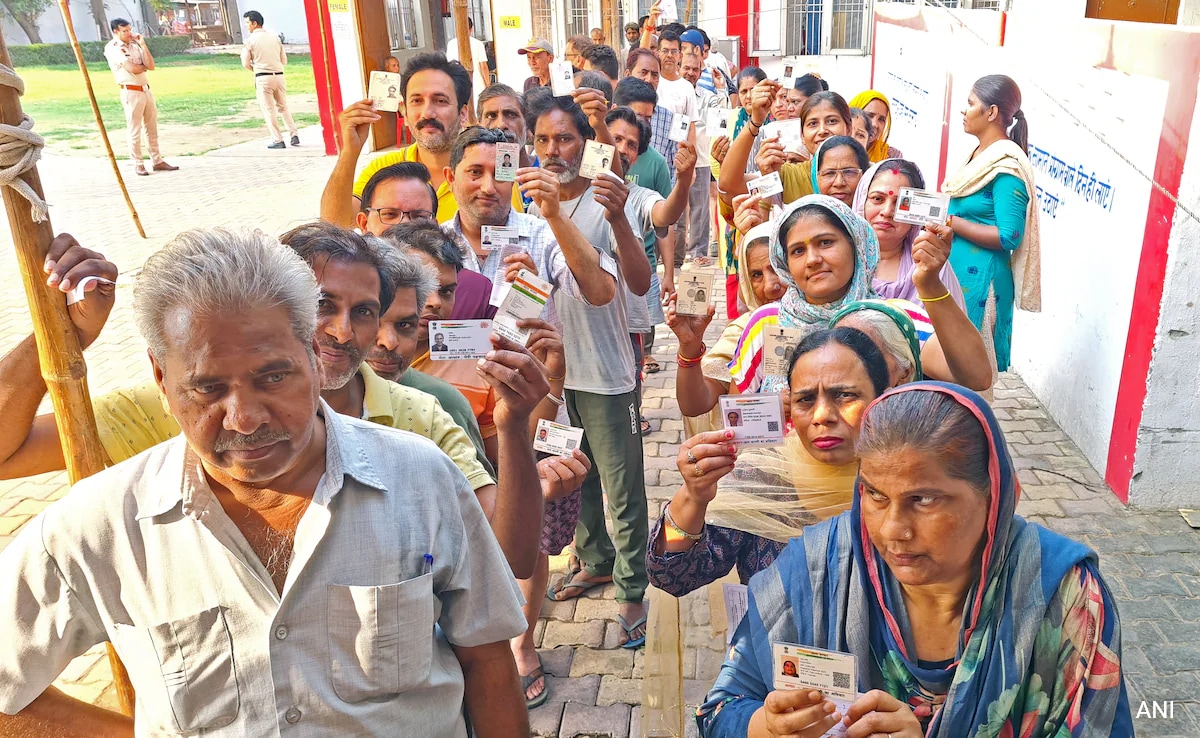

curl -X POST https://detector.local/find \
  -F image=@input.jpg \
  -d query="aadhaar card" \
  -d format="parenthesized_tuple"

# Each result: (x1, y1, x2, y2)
(668, 112, 692, 143)
(427, 320, 493, 361)
(746, 171, 784, 198)
(480, 225, 519, 251)
(719, 394, 785, 447)
(772, 642, 856, 701)
(367, 71, 402, 113)
(675, 272, 713, 316)
(550, 60, 576, 96)
(762, 326, 805, 376)
(579, 140, 616, 180)
(494, 142, 520, 182)
(893, 187, 950, 227)
(493, 269, 553, 344)
(534, 419, 585, 457)
(761, 119, 803, 153)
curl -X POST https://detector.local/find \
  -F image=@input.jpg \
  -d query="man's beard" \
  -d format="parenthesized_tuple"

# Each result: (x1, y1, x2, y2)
(318, 337, 364, 391)
(618, 154, 632, 172)
(364, 346, 409, 382)
(544, 153, 583, 185)
(413, 117, 459, 154)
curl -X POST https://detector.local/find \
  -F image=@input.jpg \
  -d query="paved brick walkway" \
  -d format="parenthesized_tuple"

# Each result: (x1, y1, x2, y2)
(0, 142, 1196, 736)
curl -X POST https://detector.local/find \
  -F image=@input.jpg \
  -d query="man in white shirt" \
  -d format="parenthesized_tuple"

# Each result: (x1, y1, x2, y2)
(241, 10, 299, 149)
(652, 29, 698, 121)
(0, 228, 530, 737)
(103, 17, 177, 176)
(446, 17, 491, 111)
(678, 50, 722, 262)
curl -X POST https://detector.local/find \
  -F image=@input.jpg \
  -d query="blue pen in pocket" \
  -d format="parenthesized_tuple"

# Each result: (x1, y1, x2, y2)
(423, 553, 434, 576)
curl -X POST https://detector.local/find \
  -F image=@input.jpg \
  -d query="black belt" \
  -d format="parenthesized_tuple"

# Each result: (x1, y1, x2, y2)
(255, 71, 284, 77)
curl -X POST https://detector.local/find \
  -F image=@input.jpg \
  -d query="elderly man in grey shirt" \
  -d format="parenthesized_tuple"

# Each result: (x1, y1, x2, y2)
(0, 229, 528, 736)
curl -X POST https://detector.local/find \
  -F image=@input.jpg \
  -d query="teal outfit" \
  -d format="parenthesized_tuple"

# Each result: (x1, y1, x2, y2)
(626, 147, 673, 266)
(947, 173, 1029, 371)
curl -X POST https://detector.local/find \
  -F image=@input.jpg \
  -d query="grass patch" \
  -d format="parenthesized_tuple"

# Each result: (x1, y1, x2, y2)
(21, 54, 317, 144)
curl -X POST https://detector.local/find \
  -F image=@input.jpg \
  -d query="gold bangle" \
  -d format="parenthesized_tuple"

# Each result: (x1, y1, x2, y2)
(919, 291, 952, 303)
(677, 343, 707, 363)
(548, 373, 565, 382)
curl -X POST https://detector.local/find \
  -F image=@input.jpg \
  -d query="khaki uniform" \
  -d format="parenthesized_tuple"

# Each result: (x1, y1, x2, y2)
(103, 38, 164, 165)
(241, 28, 298, 143)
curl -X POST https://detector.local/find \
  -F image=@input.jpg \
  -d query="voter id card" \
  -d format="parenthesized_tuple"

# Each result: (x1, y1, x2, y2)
(550, 61, 576, 96)
(675, 272, 713, 316)
(579, 140, 616, 180)
(719, 394, 785, 447)
(367, 71, 401, 112)
(763, 326, 804, 376)
(493, 269, 552, 344)
(494, 142, 520, 182)
(761, 119, 803, 153)
(534, 419, 584, 457)
(481, 225, 518, 251)
(772, 641, 857, 736)
(668, 112, 691, 143)
(428, 320, 493, 360)
(747, 171, 784, 198)
(706, 108, 735, 137)
(894, 187, 950, 227)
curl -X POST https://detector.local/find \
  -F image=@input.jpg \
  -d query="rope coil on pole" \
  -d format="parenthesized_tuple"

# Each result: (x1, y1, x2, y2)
(0, 64, 49, 222)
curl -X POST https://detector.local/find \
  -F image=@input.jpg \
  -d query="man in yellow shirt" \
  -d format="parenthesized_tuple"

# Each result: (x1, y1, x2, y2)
(0, 227, 549, 578)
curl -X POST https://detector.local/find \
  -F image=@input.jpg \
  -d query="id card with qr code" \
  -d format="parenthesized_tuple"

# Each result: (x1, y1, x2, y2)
(719, 394, 785, 447)
(893, 187, 950, 227)
(534, 419, 584, 456)
(747, 171, 783, 198)
(772, 641, 858, 737)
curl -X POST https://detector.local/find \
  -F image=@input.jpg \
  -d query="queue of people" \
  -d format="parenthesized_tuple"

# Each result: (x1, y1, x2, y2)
(0, 12, 1128, 738)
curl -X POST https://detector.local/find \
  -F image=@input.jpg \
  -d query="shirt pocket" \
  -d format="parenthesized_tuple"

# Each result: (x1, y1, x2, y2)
(110, 605, 240, 735)
(327, 573, 434, 702)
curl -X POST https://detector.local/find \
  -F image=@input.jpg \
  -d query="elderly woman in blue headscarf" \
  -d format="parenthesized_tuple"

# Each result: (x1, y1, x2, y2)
(697, 382, 1131, 738)
(729, 195, 992, 395)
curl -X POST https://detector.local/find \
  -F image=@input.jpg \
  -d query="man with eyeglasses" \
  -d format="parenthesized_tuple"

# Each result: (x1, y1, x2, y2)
(652, 29, 698, 122)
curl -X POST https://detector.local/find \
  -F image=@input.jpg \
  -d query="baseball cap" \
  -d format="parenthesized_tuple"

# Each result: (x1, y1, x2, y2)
(518, 38, 555, 56)
(680, 29, 705, 48)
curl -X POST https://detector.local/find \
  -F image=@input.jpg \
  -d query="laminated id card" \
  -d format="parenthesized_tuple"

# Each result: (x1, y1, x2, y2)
(428, 320, 493, 360)
(894, 187, 950, 227)
(580, 140, 616, 180)
(534, 419, 584, 456)
(493, 269, 553, 344)
(550, 61, 576, 96)
(761, 119, 803, 153)
(481, 225, 519, 251)
(719, 394, 785, 447)
(668, 112, 692, 143)
(494, 142, 520, 182)
(772, 641, 859, 736)
(763, 326, 804, 376)
(746, 171, 784, 198)
(675, 272, 713, 316)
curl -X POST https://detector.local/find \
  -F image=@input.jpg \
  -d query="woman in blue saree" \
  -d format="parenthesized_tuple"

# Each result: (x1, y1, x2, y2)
(697, 382, 1130, 737)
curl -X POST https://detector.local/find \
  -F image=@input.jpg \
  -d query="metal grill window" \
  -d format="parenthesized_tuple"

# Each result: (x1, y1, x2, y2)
(385, 0, 421, 49)
(566, 0, 590, 37)
(785, 0, 823, 55)
(466, 0, 489, 40)
(532, 0, 554, 43)
(830, 0, 866, 50)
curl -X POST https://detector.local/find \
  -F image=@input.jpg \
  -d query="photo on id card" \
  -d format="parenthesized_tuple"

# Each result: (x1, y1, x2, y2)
(550, 60, 576, 96)
(367, 71, 402, 112)
(579, 140, 616, 180)
(494, 142, 520, 182)
(675, 272, 712, 316)
(668, 112, 691, 143)
(772, 642, 857, 737)
(534, 419, 584, 457)
(719, 394, 785, 447)
(747, 171, 784, 198)
(894, 187, 950, 227)
(763, 326, 804, 376)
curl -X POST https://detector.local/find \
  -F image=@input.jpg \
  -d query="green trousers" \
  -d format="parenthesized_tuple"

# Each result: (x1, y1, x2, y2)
(566, 388, 648, 604)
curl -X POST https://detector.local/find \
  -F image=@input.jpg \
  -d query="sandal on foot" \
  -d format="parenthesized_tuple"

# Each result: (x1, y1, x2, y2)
(643, 358, 662, 374)
(617, 613, 648, 649)
(546, 566, 611, 602)
(521, 656, 549, 709)
(639, 416, 652, 434)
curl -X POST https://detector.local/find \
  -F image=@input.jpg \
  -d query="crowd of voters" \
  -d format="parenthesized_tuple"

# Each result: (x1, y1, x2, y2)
(0, 4, 1131, 736)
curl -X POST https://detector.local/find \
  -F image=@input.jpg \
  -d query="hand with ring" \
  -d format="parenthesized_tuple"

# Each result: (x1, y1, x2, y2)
(676, 429, 739, 504)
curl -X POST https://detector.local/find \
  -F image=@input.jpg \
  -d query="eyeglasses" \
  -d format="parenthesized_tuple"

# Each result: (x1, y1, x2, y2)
(658, 48, 681, 56)
(817, 168, 862, 183)
(364, 208, 435, 224)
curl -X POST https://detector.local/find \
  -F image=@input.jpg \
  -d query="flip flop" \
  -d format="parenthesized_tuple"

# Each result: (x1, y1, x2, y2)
(617, 613, 648, 650)
(640, 416, 652, 435)
(643, 358, 662, 374)
(521, 656, 549, 709)
(694, 255, 714, 267)
(546, 565, 611, 602)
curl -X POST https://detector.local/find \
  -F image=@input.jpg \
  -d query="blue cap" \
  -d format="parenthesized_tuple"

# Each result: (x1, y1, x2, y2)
(680, 29, 705, 49)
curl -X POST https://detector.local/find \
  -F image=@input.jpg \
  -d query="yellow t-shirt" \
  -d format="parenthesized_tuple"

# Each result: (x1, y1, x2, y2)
(351, 143, 525, 222)
(92, 365, 494, 491)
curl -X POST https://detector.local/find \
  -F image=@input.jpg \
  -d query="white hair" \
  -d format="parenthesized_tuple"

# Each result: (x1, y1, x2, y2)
(833, 309, 915, 382)
(134, 227, 320, 360)
(370, 236, 439, 310)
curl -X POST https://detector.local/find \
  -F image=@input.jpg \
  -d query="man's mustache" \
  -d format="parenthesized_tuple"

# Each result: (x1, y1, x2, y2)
(215, 428, 290, 453)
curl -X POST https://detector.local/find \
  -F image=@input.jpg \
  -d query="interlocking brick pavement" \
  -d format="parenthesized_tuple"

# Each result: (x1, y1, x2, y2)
(0, 139, 1196, 736)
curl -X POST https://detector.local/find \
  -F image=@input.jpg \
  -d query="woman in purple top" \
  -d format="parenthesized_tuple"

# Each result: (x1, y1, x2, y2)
(853, 159, 966, 310)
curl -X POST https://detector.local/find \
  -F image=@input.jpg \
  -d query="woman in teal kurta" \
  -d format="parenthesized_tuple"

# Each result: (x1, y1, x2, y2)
(943, 75, 1040, 372)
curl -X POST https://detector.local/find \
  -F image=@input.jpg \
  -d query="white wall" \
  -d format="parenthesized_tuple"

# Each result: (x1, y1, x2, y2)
(237, 0, 309, 45)
(2, 0, 100, 45)
(1128, 77, 1200, 509)
(493, 6, 533, 91)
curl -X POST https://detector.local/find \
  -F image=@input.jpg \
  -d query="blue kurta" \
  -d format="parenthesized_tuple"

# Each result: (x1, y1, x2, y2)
(947, 172, 1029, 371)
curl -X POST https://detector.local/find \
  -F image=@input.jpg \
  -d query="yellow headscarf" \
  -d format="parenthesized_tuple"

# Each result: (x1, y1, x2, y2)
(850, 90, 893, 163)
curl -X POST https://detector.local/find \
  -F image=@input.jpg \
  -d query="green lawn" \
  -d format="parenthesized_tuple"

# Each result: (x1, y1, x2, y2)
(19, 53, 320, 153)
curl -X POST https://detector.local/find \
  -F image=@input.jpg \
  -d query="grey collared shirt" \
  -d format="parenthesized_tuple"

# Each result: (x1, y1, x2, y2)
(0, 402, 525, 736)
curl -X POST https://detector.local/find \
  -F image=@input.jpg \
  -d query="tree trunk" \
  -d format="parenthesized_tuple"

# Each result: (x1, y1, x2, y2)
(0, 0, 43, 43)
(88, 0, 106, 38)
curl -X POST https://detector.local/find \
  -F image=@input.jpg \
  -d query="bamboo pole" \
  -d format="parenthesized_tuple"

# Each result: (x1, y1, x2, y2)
(452, 0, 476, 124)
(601, 0, 617, 53)
(0, 22, 137, 719)
(684, 0, 695, 26)
(56, 0, 146, 240)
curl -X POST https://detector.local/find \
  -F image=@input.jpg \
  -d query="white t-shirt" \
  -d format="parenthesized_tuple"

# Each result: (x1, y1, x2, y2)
(657, 76, 699, 120)
(447, 36, 489, 104)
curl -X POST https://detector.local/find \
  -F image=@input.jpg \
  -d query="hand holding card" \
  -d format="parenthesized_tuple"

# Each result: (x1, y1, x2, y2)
(894, 187, 950, 227)
(747, 172, 784, 198)
(367, 71, 402, 113)
(534, 419, 584, 456)
(720, 394, 785, 447)
(428, 320, 494, 360)
(675, 272, 713, 316)
(550, 60, 576, 96)
(579, 140, 617, 180)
